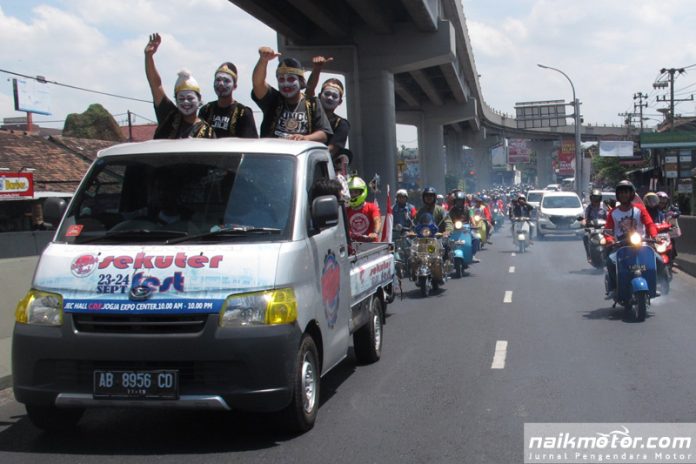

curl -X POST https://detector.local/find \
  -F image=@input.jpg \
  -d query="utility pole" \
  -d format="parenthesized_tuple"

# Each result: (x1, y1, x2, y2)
(633, 92, 648, 132)
(654, 67, 693, 130)
(127, 110, 133, 141)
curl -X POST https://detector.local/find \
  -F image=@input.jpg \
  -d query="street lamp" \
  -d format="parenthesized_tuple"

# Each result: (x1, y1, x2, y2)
(537, 64, 582, 196)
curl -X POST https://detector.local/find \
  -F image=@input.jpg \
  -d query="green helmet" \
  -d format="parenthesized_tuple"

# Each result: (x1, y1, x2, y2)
(348, 176, 368, 208)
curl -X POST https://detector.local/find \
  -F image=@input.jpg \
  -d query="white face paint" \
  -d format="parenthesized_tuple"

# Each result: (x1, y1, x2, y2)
(320, 87, 341, 111)
(277, 74, 301, 99)
(214, 72, 235, 97)
(176, 90, 200, 116)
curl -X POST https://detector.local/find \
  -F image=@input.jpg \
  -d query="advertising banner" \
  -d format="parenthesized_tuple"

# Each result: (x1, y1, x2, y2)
(599, 141, 634, 157)
(0, 172, 34, 198)
(13, 78, 52, 116)
(508, 139, 531, 164)
(558, 139, 575, 176)
(492, 143, 507, 169)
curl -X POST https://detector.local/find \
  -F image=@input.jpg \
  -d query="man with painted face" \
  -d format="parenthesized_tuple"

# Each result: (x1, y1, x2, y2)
(306, 56, 351, 157)
(144, 33, 214, 139)
(198, 62, 258, 138)
(252, 47, 332, 142)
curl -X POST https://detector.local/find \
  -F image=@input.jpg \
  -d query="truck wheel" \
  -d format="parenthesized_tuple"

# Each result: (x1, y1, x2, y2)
(354, 296, 384, 364)
(26, 404, 84, 431)
(282, 334, 320, 433)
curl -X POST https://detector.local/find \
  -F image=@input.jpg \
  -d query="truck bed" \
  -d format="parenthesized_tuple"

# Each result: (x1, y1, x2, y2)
(349, 242, 394, 307)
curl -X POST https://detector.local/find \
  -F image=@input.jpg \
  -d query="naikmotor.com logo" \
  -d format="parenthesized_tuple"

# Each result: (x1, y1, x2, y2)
(71, 254, 99, 277)
(525, 423, 696, 463)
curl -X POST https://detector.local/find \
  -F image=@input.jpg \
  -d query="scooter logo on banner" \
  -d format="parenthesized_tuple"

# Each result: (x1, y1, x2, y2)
(71, 254, 99, 278)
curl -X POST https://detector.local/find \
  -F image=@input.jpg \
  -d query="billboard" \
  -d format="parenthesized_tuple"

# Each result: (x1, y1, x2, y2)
(599, 140, 634, 157)
(508, 139, 531, 164)
(491, 143, 507, 169)
(13, 78, 52, 115)
(558, 139, 575, 176)
(514, 100, 568, 129)
(0, 172, 34, 198)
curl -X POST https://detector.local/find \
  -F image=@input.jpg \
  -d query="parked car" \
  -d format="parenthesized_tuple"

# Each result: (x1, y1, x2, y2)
(536, 191, 584, 239)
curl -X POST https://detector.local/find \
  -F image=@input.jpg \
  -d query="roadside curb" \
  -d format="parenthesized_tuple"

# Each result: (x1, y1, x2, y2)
(0, 375, 11, 392)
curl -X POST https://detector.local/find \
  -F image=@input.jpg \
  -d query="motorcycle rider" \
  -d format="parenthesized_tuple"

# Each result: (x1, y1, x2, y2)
(603, 181, 659, 298)
(393, 189, 416, 232)
(415, 187, 453, 236)
(510, 194, 535, 241)
(346, 176, 382, 242)
(473, 196, 493, 244)
(449, 191, 480, 263)
(657, 191, 681, 261)
(643, 192, 665, 224)
(582, 189, 608, 262)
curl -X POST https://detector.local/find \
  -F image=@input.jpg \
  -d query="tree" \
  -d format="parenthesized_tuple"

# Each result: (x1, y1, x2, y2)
(591, 154, 627, 188)
(63, 104, 125, 141)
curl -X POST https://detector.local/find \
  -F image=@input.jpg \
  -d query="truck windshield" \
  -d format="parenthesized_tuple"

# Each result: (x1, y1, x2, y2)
(58, 152, 295, 243)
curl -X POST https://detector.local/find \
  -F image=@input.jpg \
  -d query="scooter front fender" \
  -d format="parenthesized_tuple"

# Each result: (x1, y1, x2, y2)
(631, 276, 649, 294)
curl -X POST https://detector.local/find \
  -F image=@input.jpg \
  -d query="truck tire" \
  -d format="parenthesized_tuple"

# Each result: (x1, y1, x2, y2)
(354, 296, 384, 364)
(26, 404, 84, 431)
(282, 334, 320, 433)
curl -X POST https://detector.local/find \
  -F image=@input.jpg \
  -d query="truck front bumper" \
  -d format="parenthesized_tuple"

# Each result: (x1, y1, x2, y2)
(12, 314, 302, 412)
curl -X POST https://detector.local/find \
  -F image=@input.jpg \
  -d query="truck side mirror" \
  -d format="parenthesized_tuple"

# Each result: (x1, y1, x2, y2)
(43, 197, 68, 226)
(311, 195, 339, 230)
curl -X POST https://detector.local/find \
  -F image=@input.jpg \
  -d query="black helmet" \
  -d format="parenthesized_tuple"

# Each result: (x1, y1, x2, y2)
(422, 186, 437, 202)
(453, 190, 467, 207)
(590, 188, 602, 201)
(615, 180, 635, 202)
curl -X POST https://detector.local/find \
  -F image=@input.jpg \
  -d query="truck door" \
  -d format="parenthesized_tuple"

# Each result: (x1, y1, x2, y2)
(307, 153, 350, 373)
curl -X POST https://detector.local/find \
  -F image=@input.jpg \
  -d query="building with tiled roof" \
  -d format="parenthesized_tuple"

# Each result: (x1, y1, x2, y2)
(120, 124, 157, 142)
(0, 130, 117, 193)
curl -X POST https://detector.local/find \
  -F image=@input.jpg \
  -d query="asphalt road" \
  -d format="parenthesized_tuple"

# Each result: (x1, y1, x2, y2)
(1, 228, 696, 463)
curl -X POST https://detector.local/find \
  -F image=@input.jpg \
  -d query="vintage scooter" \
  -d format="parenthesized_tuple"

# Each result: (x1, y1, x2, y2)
(449, 219, 474, 278)
(409, 216, 452, 297)
(392, 224, 412, 279)
(470, 213, 487, 250)
(512, 216, 532, 253)
(606, 231, 660, 322)
(654, 222, 674, 295)
(492, 207, 505, 232)
(583, 217, 607, 269)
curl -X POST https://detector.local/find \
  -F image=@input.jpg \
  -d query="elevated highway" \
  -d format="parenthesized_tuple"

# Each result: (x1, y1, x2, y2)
(230, 0, 636, 193)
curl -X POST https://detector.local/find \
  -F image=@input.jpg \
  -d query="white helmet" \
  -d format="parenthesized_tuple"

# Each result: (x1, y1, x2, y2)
(396, 189, 408, 198)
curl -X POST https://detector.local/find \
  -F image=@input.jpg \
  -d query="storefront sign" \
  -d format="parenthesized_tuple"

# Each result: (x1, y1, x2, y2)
(0, 172, 34, 198)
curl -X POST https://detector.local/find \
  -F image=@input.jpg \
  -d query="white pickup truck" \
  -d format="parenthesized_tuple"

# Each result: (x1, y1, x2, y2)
(13, 138, 395, 432)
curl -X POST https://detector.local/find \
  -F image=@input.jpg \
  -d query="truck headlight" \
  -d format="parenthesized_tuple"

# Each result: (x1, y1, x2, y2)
(219, 288, 297, 327)
(15, 290, 63, 326)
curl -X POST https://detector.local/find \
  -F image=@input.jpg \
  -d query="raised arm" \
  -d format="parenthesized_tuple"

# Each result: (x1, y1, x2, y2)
(305, 56, 333, 98)
(144, 33, 165, 106)
(253, 46, 281, 100)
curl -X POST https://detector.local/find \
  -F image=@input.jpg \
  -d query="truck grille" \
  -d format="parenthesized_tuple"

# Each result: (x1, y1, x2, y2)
(73, 314, 208, 334)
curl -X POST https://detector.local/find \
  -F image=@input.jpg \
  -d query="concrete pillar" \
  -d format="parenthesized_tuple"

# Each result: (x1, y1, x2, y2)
(422, 117, 446, 192)
(355, 69, 398, 203)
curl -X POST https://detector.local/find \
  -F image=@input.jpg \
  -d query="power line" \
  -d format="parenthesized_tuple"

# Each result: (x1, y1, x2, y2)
(0, 68, 152, 104)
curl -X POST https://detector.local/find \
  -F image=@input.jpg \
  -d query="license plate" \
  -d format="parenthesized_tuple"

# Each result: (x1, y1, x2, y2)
(93, 370, 179, 399)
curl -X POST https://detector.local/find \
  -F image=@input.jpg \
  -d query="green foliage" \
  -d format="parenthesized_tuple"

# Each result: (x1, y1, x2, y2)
(591, 154, 627, 186)
(63, 104, 125, 141)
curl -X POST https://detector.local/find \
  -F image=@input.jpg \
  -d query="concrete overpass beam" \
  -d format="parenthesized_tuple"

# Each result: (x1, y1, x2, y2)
(357, 20, 455, 73)
(410, 69, 443, 106)
(394, 81, 420, 108)
(439, 62, 469, 103)
(346, 0, 393, 34)
(287, 0, 350, 38)
(421, 118, 446, 193)
(400, 0, 439, 32)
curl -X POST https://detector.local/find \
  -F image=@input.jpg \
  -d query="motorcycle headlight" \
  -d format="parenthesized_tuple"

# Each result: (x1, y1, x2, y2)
(517, 233, 526, 241)
(219, 288, 297, 327)
(421, 228, 432, 237)
(629, 232, 642, 246)
(473, 215, 481, 222)
(16, 289, 64, 326)
(454, 220, 463, 229)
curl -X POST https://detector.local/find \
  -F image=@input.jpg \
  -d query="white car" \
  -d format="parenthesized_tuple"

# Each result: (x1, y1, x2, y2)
(544, 184, 561, 191)
(536, 191, 584, 239)
(525, 189, 545, 209)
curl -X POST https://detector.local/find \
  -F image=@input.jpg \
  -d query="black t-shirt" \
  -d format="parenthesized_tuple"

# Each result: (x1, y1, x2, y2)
(251, 87, 332, 139)
(198, 101, 258, 138)
(326, 112, 350, 149)
(153, 96, 215, 139)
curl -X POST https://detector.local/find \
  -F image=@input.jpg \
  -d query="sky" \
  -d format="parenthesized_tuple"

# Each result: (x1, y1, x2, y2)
(2, 0, 696, 147)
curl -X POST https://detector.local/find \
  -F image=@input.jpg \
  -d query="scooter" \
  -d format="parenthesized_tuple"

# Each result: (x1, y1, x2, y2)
(449, 219, 474, 278)
(492, 207, 505, 232)
(606, 232, 659, 322)
(583, 217, 607, 269)
(654, 222, 674, 295)
(471, 213, 487, 250)
(409, 220, 452, 297)
(392, 224, 412, 280)
(512, 216, 532, 253)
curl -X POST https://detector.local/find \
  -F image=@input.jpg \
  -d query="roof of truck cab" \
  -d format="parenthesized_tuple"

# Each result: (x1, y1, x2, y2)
(96, 138, 328, 158)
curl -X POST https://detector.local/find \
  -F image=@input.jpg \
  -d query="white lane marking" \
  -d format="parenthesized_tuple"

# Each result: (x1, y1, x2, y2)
(491, 340, 508, 369)
(509, 266, 515, 273)
(504, 290, 513, 303)
(511, 252, 517, 257)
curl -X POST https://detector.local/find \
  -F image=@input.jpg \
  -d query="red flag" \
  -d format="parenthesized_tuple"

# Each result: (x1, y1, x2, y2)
(381, 185, 393, 242)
